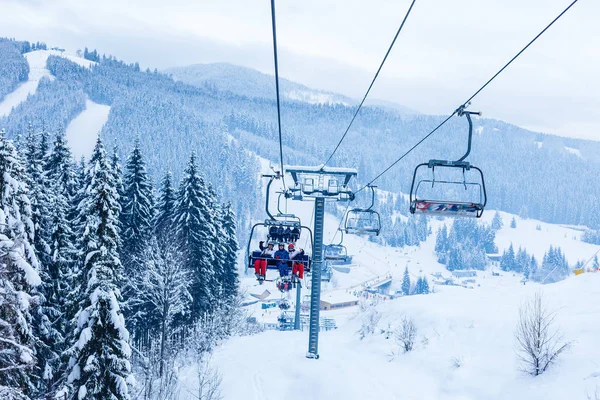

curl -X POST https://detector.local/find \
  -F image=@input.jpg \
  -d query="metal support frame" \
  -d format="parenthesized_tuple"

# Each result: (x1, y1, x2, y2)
(307, 197, 325, 359)
(294, 282, 301, 330)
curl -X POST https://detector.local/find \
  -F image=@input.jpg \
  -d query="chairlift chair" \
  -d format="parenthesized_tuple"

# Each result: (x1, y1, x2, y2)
(324, 229, 350, 264)
(409, 106, 487, 218)
(246, 174, 313, 280)
(344, 185, 381, 236)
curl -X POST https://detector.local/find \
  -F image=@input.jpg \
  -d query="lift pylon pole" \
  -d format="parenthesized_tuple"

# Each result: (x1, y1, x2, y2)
(307, 197, 325, 358)
(294, 281, 301, 330)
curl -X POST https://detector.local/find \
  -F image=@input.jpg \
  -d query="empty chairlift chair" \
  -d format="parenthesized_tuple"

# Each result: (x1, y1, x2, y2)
(409, 106, 487, 218)
(344, 185, 381, 236)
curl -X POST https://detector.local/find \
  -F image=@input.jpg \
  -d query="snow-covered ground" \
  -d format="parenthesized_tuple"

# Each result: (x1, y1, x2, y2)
(65, 99, 110, 160)
(180, 158, 600, 400)
(202, 273, 600, 400)
(564, 146, 582, 158)
(0, 50, 95, 118)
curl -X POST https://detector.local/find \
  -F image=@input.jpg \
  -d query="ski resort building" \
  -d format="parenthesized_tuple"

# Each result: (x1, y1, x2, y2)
(452, 270, 477, 278)
(320, 291, 359, 310)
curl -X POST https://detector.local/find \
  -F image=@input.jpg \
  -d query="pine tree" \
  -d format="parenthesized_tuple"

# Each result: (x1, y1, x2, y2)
(528, 255, 538, 278)
(174, 153, 217, 319)
(0, 130, 42, 398)
(120, 141, 154, 276)
(491, 210, 502, 231)
(500, 244, 516, 271)
(510, 217, 517, 229)
(46, 127, 77, 200)
(154, 171, 176, 239)
(421, 276, 430, 294)
(435, 225, 448, 261)
(217, 202, 239, 303)
(23, 125, 62, 396)
(402, 267, 411, 296)
(62, 138, 132, 400)
(414, 276, 423, 294)
(515, 247, 529, 274)
(592, 255, 599, 271)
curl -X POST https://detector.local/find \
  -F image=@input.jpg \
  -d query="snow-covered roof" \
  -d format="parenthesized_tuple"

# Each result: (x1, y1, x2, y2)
(285, 165, 358, 175)
(320, 290, 359, 305)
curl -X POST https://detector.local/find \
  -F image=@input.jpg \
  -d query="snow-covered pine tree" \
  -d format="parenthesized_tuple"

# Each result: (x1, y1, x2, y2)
(174, 153, 217, 320)
(593, 255, 599, 271)
(23, 125, 63, 396)
(120, 141, 154, 277)
(528, 255, 538, 278)
(414, 276, 423, 295)
(154, 171, 176, 239)
(46, 127, 78, 201)
(111, 148, 124, 217)
(435, 225, 448, 262)
(421, 276, 430, 294)
(61, 138, 132, 400)
(515, 247, 529, 274)
(219, 202, 239, 304)
(23, 125, 52, 269)
(510, 217, 517, 229)
(492, 211, 503, 231)
(402, 267, 410, 296)
(132, 236, 191, 378)
(500, 244, 516, 272)
(0, 129, 42, 399)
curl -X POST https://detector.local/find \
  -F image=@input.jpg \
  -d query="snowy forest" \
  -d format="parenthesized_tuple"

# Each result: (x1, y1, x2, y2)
(0, 124, 240, 399)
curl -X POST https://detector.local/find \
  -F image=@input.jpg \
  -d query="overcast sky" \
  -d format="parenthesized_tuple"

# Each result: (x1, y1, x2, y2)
(1, 0, 598, 140)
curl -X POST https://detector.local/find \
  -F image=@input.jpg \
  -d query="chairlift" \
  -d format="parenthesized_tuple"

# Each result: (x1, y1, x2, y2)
(246, 174, 313, 282)
(324, 229, 351, 264)
(344, 185, 381, 235)
(409, 105, 487, 218)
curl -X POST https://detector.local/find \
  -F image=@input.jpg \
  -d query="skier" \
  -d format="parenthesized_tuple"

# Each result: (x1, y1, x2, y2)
(288, 243, 305, 281)
(254, 241, 275, 281)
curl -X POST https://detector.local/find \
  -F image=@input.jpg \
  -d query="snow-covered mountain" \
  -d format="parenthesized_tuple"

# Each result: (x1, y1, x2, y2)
(165, 62, 354, 106)
(165, 62, 419, 115)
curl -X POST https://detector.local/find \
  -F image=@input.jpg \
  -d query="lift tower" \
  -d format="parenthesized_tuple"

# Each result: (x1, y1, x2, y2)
(285, 166, 356, 359)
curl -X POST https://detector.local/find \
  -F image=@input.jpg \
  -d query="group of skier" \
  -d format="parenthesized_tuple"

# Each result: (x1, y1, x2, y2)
(268, 224, 301, 243)
(253, 240, 306, 289)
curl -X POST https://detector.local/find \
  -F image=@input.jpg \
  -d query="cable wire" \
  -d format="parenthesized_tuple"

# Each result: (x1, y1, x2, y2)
(270, 0, 286, 188)
(329, 201, 351, 245)
(356, 0, 579, 193)
(321, 0, 418, 169)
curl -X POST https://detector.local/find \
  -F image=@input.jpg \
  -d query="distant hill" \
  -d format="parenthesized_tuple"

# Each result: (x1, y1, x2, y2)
(165, 62, 352, 105)
(164, 62, 418, 115)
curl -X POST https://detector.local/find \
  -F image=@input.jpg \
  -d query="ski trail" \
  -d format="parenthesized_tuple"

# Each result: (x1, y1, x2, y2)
(253, 372, 266, 400)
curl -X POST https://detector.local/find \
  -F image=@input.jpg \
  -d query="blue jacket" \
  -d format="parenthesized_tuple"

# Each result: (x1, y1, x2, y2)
(274, 249, 290, 264)
(274, 249, 290, 276)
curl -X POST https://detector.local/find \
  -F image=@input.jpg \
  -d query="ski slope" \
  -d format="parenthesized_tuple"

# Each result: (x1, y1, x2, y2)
(181, 158, 600, 400)
(0, 50, 94, 118)
(198, 273, 600, 400)
(65, 99, 110, 160)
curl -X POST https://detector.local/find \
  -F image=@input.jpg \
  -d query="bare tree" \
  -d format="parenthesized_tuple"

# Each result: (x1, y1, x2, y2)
(394, 316, 418, 353)
(356, 306, 381, 340)
(514, 293, 571, 376)
(190, 355, 223, 400)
